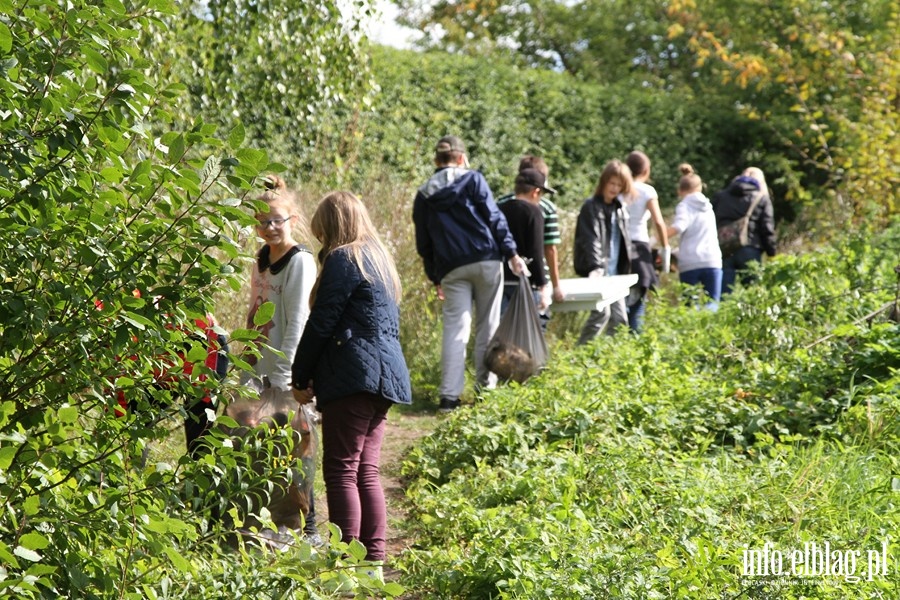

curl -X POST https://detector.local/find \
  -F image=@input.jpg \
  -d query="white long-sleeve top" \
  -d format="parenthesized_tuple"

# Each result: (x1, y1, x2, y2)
(671, 192, 722, 272)
(247, 245, 317, 390)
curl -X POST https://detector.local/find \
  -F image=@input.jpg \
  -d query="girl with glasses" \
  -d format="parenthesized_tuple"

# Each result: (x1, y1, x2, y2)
(228, 174, 322, 545)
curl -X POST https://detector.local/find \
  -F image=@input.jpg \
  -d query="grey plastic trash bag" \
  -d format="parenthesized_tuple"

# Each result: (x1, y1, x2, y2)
(485, 273, 549, 383)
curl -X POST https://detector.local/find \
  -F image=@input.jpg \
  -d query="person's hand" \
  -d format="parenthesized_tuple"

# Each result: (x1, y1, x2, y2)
(435, 284, 445, 301)
(538, 286, 551, 312)
(508, 255, 530, 277)
(552, 285, 566, 304)
(661, 246, 672, 274)
(292, 383, 315, 405)
(588, 268, 604, 279)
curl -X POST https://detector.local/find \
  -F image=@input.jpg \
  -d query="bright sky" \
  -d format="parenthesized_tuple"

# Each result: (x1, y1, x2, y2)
(363, 0, 419, 49)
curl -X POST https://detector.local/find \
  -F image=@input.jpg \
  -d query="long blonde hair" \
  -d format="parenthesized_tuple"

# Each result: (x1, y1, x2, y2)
(309, 191, 401, 305)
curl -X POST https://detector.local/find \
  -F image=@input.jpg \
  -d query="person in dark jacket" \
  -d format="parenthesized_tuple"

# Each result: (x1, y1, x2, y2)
(712, 167, 777, 294)
(573, 160, 636, 344)
(291, 191, 411, 568)
(412, 135, 526, 412)
(498, 168, 553, 316)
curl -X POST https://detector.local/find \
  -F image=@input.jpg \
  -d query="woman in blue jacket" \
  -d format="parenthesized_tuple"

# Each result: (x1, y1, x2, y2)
(291, 191, 411, 565)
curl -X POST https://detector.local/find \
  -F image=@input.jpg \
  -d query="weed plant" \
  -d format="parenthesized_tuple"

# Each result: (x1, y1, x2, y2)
(396, 222, 900, 599)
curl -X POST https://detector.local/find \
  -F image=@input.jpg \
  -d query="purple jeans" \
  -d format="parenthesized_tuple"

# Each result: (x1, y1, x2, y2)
(320, 392, 392, 561)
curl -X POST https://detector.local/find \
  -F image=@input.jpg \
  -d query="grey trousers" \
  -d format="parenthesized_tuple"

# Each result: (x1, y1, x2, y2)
(439, 260, 503, 400)
(577, 297, 627, 345)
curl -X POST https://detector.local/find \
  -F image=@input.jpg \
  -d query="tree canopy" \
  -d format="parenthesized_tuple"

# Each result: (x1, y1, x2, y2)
(393, 0, 900, 222)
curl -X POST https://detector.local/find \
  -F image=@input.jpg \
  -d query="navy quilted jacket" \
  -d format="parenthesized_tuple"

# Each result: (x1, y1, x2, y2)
(291, 246, 412, 408)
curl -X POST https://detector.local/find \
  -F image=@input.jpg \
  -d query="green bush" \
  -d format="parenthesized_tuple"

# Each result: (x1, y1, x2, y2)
(397, 223, 900, 598)
(0, 1, 403, 597)
(312, 46, 761, 215)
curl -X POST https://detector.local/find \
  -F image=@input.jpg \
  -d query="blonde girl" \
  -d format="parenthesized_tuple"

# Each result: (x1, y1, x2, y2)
(230, 175, 321, 542)
(292, 191, 411, 567)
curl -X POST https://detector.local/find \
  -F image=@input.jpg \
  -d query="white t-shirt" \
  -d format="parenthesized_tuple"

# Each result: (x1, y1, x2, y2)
(626, 181, 656, 244)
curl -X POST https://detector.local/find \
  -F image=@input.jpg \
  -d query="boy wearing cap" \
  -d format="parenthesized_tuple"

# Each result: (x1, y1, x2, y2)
(497, 156, 566, 306)
(413, 135, 527, 413)
(498, 168, 553, 315)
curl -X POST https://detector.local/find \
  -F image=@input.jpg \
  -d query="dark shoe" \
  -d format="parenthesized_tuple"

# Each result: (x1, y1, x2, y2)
(438, 397, 460, 413)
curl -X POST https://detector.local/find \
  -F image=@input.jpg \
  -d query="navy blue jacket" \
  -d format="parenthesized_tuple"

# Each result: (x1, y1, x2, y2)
(413, 167, 518, 285)
(291, 246, 411, 408)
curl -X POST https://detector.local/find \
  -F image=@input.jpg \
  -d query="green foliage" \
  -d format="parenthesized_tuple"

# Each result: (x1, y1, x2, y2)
(393, 0, 687, 85)
(396, 223, 900, 598)
(667, 0, 900, 224)
(315, 46, 753, 213)
(154, 0, 376, 184)
(0, 0, 402, 597)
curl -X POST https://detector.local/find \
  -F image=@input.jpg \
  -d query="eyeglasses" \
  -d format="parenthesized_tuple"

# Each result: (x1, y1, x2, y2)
(256, 217, 291, 229)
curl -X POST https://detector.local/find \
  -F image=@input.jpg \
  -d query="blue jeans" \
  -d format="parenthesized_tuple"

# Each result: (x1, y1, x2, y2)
(627, 296, 646, 333)
(680, 267, 722, 309)
(722, 246, 763, 295)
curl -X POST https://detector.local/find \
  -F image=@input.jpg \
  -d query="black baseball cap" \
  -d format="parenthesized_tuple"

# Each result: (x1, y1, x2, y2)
(515, 168, 557, 194)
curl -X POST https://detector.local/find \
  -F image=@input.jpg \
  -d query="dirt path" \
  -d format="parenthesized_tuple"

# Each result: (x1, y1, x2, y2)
(311, 409, 437, 566)
(381, 411, 437, 558)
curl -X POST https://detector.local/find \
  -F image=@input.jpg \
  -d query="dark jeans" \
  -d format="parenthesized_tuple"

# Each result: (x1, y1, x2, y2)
(320, 392, 392, 561)
(722, 246, 763, 295)
(680, 267, 722, 309)
(184, 396, 215, 459)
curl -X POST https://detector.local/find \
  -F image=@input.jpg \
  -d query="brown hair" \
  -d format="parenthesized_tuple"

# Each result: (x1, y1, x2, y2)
(678, 163, 702, 194)
(593, 159, 634, 200)
(309, 191, 401, 305)
(625, 151, 650, 179)
(435, 149, 465, 166)
(518, 155, 548, 177)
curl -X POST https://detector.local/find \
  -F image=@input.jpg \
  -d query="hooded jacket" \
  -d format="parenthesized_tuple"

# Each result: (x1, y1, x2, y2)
(413, 167, 518, 284)
(712, 177, 777, 256)
(573, 196, 634, 277)
(671, 191, 722, 272)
